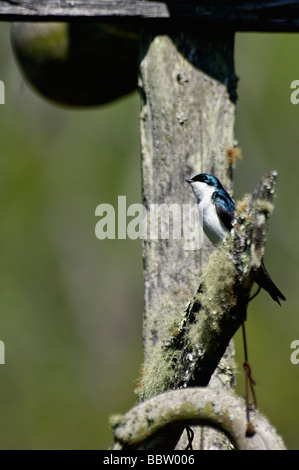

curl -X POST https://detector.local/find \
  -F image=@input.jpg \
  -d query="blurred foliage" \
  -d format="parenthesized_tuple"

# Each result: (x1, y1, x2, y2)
(0, 23, 298, 449)
(234, 33, 299, 451)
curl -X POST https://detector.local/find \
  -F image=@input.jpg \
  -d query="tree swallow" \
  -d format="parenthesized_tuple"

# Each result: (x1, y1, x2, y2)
(186, 173, 286, 305)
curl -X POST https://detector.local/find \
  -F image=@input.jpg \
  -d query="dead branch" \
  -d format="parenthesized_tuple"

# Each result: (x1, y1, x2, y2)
(112, 387, 286, 450)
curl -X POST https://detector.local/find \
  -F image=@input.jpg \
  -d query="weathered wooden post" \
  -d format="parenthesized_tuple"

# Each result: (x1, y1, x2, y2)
(2, 0, 293, 450)
(137, 30, 237, 449)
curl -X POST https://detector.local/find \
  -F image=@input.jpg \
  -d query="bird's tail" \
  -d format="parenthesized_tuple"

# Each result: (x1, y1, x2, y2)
(255, 259, 286, 306)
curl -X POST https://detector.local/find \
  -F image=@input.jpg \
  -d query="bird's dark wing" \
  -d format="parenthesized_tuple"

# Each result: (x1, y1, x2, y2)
(213, 191, 235, 232)
(256, 258, 286, 305)
(213, 188, 286, 306)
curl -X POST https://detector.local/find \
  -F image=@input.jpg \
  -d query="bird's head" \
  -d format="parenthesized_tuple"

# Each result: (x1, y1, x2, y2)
(185, 173, 223, 200)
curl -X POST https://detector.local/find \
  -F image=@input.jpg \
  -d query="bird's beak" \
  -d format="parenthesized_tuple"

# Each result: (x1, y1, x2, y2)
(185, 179, 192, 183)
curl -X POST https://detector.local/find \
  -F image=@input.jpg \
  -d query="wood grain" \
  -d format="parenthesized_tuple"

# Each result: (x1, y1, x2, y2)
(1, 1, 299, 31)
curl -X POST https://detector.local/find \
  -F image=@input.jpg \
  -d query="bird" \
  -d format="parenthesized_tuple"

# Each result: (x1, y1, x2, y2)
(186, 173, 286, 305)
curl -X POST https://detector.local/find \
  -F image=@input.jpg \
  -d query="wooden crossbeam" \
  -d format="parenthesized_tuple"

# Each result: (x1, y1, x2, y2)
(1, 1, 299, 31)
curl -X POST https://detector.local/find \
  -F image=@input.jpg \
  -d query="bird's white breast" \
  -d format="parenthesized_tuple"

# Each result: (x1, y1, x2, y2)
(190, 182, 229, 245)
(201, 199, 228, 245)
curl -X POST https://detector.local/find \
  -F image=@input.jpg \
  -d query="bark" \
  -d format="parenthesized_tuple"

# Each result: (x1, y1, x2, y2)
(112, 387, 286, 450)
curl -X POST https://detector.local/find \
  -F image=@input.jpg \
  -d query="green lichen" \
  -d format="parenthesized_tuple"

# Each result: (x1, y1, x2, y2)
(136, 345, 181, 401)
(254, 199, 274, 216)
(197, 244, 237, 310)
(235, 194, 251, 216)
(186, 243, 237, 348)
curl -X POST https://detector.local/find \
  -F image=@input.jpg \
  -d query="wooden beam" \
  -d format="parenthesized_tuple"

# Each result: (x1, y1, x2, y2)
(1, 1, 299, 32)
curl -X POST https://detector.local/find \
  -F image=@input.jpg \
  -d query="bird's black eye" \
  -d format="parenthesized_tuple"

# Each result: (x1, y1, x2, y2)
(199, 175, 208, 183)
(192, 174, 207, 183)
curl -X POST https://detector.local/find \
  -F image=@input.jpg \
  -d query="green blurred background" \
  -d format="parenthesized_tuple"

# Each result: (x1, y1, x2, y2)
(0, 23, 298, 449)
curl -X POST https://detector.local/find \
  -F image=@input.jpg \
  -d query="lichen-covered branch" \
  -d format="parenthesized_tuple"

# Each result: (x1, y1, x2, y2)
(112, 387, 286, 450)
(137, 171, 277, 401)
